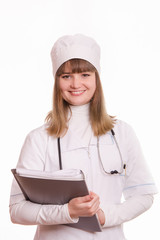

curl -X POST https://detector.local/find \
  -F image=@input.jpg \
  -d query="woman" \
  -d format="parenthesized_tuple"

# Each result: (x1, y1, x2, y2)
(10, 34, 157, 240)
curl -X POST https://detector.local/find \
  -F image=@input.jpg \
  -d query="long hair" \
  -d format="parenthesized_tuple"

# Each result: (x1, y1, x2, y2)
(46, 59, 115, 137)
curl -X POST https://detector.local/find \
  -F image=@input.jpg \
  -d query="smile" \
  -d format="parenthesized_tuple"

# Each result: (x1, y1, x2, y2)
(70, 90, 86, 96)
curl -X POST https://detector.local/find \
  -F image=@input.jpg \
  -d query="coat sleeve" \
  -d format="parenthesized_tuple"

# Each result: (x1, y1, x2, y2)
(9, 127, 78, 225)
(101, 122, 158, 228)
(123, 123, 157, 198)
(102, 194, 154, 228)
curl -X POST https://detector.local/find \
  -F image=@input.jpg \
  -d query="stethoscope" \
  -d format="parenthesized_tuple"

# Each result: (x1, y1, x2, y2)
(57, 129, 126, 175)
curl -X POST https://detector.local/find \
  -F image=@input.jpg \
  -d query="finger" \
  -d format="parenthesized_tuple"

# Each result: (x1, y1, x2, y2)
(89, 191, 99, 200)
(72, 194, 92, 204)
(68, 194, 100, 218)
(85, 201, 100, 216)
(97, 209, 105, 225)
(89, 191, 97, 196)
(90, 194, 100, 205)
(81, 194, 92, 202)
(80, 195, 100, 216)
(91, 197, 100, 212)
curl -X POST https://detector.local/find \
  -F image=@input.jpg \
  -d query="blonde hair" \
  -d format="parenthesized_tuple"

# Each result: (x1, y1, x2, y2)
(46, 59, 115, 137)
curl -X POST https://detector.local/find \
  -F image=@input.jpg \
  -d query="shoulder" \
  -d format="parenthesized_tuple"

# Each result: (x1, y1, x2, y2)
(112, 119, 140, 148)
(112, 119, 137, 141)
(28, 124, 48, 135)
(18, 124, 52, 169)
(113, 119, 133, 133)
(24, 124, 51, 145)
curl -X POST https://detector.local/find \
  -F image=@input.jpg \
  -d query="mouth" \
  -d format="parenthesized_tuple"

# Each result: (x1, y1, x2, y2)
(69, 90, 86, 96)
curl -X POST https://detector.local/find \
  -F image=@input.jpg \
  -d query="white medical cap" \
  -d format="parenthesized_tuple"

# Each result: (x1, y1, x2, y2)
(50, 34, 101, 76)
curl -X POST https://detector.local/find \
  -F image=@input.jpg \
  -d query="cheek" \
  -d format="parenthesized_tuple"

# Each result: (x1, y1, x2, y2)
(85, 78, 96, 89)
(89, 80, 96, 93)
(93, 82, 96, 91)
(59, 80, 68, 93)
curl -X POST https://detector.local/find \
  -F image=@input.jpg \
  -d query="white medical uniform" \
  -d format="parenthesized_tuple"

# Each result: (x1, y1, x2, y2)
(9, 104, 157, 240)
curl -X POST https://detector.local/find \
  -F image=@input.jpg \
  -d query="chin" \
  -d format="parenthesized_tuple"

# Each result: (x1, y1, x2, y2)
(70, 99, 91, 105)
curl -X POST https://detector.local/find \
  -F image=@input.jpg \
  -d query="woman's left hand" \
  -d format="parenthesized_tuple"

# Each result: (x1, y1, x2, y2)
(97, 208, 105, 226)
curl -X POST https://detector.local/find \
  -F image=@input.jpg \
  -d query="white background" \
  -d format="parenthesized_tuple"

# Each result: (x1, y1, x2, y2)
(0, 0, 160, 239)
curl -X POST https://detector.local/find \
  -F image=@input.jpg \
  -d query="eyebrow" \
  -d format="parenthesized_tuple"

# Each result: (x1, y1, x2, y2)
(61, 72, 72, 74)
(62, 71, 91, 74)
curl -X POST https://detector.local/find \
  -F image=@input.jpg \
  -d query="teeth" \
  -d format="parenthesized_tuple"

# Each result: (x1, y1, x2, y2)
(71, 91, 85, 94)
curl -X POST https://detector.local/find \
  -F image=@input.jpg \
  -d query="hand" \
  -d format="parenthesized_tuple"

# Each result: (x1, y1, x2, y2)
(97, 208, 105, 226)
(68, 191, 100, 219)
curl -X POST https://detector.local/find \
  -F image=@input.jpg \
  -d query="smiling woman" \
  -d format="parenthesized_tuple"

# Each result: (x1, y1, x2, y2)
(9, 34, 158, 240)
(46, 58, 115, 137)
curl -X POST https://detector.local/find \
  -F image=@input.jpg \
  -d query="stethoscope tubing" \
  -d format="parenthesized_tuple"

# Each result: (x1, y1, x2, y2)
(57, 129, 125, 175)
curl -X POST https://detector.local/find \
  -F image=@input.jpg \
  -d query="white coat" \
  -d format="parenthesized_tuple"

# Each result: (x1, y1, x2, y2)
(9, 120, 157, 240)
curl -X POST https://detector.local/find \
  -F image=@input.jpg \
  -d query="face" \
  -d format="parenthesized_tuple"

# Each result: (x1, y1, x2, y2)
(59, 64, 96, 106)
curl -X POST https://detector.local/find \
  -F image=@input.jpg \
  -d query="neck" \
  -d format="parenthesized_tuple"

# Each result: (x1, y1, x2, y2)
(70, 103, 90, 114)
(68, 103, 92, 144)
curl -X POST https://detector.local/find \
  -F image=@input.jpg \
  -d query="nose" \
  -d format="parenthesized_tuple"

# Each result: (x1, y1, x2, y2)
(70, 75, 81, 89)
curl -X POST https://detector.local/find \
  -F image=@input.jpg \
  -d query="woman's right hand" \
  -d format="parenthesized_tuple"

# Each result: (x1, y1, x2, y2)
(68, 192, 100, 219)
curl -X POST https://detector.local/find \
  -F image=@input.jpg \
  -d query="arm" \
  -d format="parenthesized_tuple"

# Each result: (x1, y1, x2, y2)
(9, 128, 78, 226)
(10, 198, 78, 225)
(9, 170, 79, 225)
(68, 193, 153, 227)
(67, 192, 153, 228)
(100, 122, 157, 228)
(98, 122, 157, 227)
(101, 194, 153, 228)
(9, 174, 78, 225)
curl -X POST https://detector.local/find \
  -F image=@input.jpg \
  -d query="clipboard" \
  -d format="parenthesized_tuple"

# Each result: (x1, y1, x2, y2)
(11, 168, 102, 232)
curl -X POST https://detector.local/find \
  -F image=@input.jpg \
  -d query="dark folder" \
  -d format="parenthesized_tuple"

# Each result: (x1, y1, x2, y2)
(11, 168, 102, 232)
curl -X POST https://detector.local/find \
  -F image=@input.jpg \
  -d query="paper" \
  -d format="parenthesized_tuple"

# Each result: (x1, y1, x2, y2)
(16, 168, 84, 180)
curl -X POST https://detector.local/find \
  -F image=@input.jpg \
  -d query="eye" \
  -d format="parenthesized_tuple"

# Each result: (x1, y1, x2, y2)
(61, 75, 70, 79)
(82, 73, 90, 77)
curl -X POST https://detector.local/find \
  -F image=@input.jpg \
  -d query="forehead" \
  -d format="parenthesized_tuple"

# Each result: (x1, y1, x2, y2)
(58, 59, 96, 76)
(63, 61, 72, 72)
